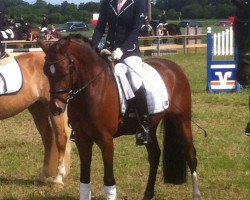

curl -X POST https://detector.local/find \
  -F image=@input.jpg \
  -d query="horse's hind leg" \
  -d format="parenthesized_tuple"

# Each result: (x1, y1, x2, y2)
(178, 119, 201, 200)
(143, 127, 161, 200)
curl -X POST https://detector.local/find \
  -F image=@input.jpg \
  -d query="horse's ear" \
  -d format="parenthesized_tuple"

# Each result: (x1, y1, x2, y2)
(58, 37, 71, 54)
(37, 39, 48, 53)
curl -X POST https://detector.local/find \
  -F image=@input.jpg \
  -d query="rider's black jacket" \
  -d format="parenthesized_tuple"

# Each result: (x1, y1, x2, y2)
(92, 0, 145, 59)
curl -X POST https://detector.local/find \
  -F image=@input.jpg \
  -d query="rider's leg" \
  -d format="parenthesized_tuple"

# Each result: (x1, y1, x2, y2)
(124, 56, 151, 145)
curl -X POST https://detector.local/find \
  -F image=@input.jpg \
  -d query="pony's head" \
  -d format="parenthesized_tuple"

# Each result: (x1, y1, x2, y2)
(38, 36, 76, 115)
(38, 34, 95, 115)
(25, 25, 41, 41)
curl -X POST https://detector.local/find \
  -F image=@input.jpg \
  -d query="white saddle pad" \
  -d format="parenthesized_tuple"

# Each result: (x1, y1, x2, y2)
(0, 58, 23, 95)
(114, 62, 169, 115)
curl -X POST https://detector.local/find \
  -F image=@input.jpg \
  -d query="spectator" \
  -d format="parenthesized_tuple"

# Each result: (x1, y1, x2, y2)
(46, 25, 60, 40)
(41, 14, 48, 33)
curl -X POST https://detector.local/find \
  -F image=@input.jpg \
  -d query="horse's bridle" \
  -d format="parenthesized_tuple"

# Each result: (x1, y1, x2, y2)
(45, 53, 105, 104)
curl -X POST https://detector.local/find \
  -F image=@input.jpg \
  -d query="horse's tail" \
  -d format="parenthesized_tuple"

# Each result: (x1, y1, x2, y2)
(162, 118, 187, 184)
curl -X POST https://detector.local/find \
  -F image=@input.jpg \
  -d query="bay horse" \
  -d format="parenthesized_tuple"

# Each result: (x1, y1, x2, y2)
(163, 23, 182, 44)
(25, 24, 42, 41)
(0, 52, 71, 185)
(38, 35, 201, 200)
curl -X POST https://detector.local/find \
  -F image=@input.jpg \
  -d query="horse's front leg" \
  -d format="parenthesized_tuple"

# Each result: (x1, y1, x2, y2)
(97, 134, 116, 200)
(75, 132, 94, 200)
(143, 127, 161, 200)
(50, 112, 70, 185)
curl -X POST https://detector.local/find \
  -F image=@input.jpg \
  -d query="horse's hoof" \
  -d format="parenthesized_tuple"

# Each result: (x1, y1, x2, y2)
(53, 177, 64, 186)
(142, 197, 155, 200)
(193, 194, 202, 200)
(143, 192, 154, 200)
(39, 175, 54, 184)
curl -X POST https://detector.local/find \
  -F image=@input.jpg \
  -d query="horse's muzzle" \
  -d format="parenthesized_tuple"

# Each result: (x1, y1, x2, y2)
(50, 98, 67, 116)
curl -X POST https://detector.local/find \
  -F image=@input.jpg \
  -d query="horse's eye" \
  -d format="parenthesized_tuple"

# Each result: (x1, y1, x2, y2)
(49, 65, 56, 74)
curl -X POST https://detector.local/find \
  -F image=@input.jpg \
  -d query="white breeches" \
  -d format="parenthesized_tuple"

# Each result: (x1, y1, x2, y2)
(123, 56, 143, 91)
(41, 27, 48, 32)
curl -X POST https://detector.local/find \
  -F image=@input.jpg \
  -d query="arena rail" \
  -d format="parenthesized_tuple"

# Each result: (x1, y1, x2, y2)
(1, 35, 206, 55)
(1, 39, 58, 53)
(139, 34, 207, 55)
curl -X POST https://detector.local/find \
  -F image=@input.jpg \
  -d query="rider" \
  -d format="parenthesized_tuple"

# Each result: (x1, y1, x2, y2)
(159, 10, 167, 24)
(41, 14, 48, 33)
(140, 16, 154, 36)
(7, 15, 15, 28)
(0, 1, 6, 58)
(92, 0, 151, 146)
(20, 15, 25, 26)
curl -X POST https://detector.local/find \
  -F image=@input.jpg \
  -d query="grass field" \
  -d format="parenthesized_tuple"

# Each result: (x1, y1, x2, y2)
(0, 52, 248, 200)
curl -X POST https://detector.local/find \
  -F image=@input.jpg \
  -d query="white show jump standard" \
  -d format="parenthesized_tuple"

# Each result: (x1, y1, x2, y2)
(207, 27, 240, 93)
(211, 26, 234, 56)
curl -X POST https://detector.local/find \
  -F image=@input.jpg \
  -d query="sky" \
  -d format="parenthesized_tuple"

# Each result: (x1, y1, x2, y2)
(24, 0, 99, 5)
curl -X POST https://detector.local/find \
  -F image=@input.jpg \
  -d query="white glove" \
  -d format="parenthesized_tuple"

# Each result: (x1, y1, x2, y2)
(111, 48, 123, 60)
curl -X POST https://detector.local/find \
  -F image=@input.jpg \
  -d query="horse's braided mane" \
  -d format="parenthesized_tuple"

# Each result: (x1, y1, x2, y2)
(60, 34, 94, 47)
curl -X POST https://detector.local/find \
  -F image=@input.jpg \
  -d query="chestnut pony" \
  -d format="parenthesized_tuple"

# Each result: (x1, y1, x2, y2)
(38, 35, 201, 200)
(0, 52, 71, 185)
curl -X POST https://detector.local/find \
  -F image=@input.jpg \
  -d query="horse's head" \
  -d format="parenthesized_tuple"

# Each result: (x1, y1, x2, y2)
(38, 37, 76, 115)
(25, 25, 41, 41)
(231, 0, 249, 86)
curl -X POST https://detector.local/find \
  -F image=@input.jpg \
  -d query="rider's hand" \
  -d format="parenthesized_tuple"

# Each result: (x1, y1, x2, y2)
(100, 48, 111, 56)
(111, 48, 123, 60)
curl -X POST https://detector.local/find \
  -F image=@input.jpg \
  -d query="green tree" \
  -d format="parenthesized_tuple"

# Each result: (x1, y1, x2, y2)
(79, 2, 100, 13)
(49, 12, 64, 24)
(181, 3, 203, 19)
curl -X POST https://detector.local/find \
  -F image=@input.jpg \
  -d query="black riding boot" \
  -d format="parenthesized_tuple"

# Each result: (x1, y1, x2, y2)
(134, 86, 152, 145)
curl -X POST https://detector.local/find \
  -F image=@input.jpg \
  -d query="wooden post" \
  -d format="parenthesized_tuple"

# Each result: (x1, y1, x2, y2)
(157, 36, 160, 56)
(147, 0, 151, 20)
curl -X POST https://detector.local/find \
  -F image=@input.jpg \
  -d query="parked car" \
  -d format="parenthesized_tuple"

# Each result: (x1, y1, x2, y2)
(178, 20, 202, 28)
(57, 21, 89, 33)
(214, 20, 232, 27)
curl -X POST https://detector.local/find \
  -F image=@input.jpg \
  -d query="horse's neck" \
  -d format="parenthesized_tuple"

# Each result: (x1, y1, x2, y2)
(75, 49, 107, 86)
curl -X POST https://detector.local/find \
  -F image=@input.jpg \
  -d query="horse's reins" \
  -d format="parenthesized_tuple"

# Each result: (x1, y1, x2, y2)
(45, 53, 105, 104)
